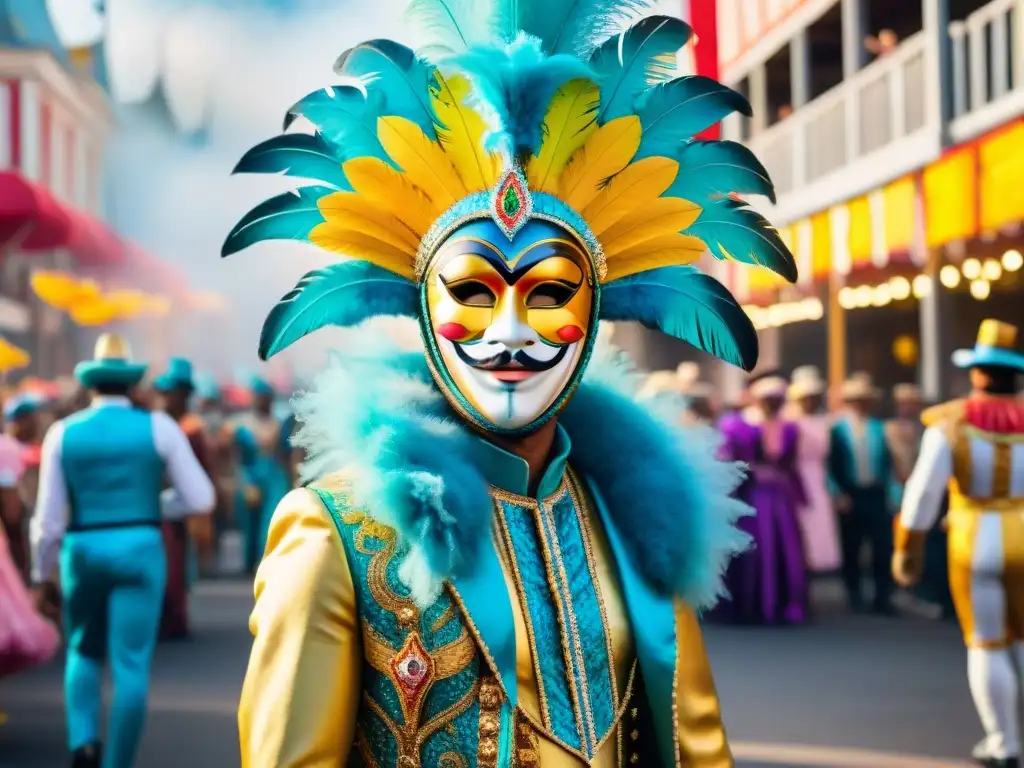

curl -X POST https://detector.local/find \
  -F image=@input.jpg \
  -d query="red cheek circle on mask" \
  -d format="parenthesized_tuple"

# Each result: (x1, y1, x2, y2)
(435, 322, 469, 341)
(556, 325, 584, 343)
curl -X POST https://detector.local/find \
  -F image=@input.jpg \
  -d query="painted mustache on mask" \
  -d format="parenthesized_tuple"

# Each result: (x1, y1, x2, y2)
(454, 345, 569, 372)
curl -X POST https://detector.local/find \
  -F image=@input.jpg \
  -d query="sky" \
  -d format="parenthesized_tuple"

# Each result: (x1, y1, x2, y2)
(44, 0, 424, 373)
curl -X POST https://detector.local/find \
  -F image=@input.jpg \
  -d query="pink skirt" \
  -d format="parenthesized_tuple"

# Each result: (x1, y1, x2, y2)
(0, 531, 58, 678)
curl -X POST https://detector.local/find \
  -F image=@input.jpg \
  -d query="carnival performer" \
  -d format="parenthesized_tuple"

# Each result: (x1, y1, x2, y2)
(0, 421, 57, 689)
(894, 320, 1024, 768)
(193, 376, 232, 576)
(886, 383, 924, 504)
(830, 374, 895, 614)
(153, 357, 215, 639)
(788, 366, 840, 573)
(228, 2, 796, 762)
(226, 6, 796, 757)
(229, 376, 291, 574)
(30, 334, 215, 768)
(717, 375, 808, 624)
(1, 392, 42, 580)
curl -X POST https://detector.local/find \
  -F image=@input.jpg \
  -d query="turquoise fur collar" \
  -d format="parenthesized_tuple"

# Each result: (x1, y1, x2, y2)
(293, 331, 751, 609)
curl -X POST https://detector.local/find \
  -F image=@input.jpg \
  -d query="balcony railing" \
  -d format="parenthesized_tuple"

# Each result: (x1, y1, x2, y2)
(949, 0, 1023, 142)
(734, 31, 930, 203)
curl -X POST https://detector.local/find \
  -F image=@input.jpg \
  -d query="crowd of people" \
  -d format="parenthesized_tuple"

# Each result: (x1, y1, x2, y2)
(642, 362, 956, 625)
(0, 334, 299, 764)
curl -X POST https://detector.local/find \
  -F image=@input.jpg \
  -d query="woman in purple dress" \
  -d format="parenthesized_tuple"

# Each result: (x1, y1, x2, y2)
(717, 375, 809, 624)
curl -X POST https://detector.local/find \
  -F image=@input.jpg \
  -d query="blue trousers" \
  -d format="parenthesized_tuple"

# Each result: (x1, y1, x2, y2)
(61, 527, 167, 768)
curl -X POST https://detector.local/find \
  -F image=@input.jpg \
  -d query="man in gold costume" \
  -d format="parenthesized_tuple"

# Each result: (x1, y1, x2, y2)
(894, 320, 1024, 768)
(225, 0, 797, 763)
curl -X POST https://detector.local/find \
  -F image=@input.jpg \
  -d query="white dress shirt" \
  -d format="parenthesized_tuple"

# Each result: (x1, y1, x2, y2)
(30, 396, 216, 583)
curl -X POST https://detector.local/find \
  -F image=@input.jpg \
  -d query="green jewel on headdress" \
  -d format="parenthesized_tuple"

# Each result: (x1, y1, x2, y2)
(222, 0, 798, 371)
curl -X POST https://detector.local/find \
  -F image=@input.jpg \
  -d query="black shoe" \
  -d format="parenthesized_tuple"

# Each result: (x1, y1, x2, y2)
(71, 742, 101, 768)
(976, 758, 1019, 768)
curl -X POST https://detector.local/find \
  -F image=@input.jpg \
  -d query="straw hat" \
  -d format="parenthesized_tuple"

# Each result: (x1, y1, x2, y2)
(788, 365, 826, 400)
(749, 375, 789, 401)
(73, 333, 148, 390)
(840, 371, 881, 401)
(892, 383, 922, 403)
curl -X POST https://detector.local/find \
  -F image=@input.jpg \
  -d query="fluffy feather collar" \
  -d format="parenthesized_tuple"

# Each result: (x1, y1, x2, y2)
(293, 332, 751, 609)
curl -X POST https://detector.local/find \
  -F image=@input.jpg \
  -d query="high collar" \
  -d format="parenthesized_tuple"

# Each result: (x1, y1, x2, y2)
(91, 395, 131, 408)
(472, 423, 572, 499)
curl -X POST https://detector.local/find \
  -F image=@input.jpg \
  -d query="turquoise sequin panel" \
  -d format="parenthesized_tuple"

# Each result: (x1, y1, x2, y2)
(497, 490, 616, 758)
(313, 488, 483, 766)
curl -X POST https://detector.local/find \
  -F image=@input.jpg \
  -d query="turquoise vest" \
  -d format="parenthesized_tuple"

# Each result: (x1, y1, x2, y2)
(62, 404, 164, 531)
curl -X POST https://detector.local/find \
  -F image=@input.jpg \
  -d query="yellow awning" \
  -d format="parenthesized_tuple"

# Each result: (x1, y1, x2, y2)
(810, 212, 831, 279)
(979, 121, 1024, 232)
(847, 196, 873, 266)
(883, 175, 916, 252)
(923, 148, 976, 247)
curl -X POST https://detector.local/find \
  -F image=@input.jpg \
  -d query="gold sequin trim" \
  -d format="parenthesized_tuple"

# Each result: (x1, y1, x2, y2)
(477, 676, 503, 768)
(993, 441, 1013, 498)
(431, 603, 458, 633)
(361, 620, 476, 679)
(950, 423, 974, 498)
(447, 574, 512, 702)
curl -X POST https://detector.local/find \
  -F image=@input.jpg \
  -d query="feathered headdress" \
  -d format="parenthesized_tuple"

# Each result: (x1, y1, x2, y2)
(224, 0, 797, 371)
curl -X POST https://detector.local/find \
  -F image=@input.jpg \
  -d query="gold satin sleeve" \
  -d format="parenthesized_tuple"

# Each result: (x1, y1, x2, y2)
(238, 488, 361, 767)
(675, 602, 733, 767)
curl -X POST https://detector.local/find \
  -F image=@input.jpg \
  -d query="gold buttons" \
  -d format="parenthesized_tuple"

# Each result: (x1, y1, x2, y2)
(630, 753, 639, 764)
(630, 729, 639, 741)
(630, 707, 638, 719)
(399, 607, 416, 624)
(480, 687, 501, 708)
(479, 715, 499, 735)
(478, 741, 497, 758)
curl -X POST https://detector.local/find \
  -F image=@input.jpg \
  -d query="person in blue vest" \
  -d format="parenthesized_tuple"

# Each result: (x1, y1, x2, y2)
(29, 334, 216, 768)
(229, 375, 291, 574)
(829, 373, 896, 615)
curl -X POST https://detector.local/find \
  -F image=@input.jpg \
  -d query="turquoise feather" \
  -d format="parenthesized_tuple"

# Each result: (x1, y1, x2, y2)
(333, 39, 439, 140)
(588, 15, 692, 123)
(448, 33, 595, 158)
(686, 197, 798, 283)
(259, 261, 419, 360)
(666, 140, 775, 203)
(232, 133, 351, 190)
(634, 76, 751, 160)
(405, 0, 500, 60)
(221, 186, 329, 258)
(284, 85, 393, 165)
(514, 0, 659, 57)
(599, 265, 759, 371)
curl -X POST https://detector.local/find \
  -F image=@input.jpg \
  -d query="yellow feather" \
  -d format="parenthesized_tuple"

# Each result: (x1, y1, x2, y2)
(583, 157, 679, 236)
(308, 225, 417, 280)
(377, 116, 468, 210)
(342, 157, 438, 236)
(602, 233, 707, 283)
(559, 116, 642, 212)
(318, 191, 421, 252)
(432, 73, 501, 192)
(527, 79, 599, 195)
(600, 197, 703, 255)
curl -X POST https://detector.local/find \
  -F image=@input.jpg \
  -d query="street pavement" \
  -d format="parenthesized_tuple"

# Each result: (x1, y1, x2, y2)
(0, 580, 978, 768)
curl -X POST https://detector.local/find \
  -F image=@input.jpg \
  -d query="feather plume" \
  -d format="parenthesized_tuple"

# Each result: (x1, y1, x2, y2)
(342, 157, 439, 236)
(600, 196, 701, 255)
(334, 40, 439, 140)
(284, 85, 391, 165)
(377, 116, 469, 210)
(259, 262, 418, 360)
(559, 115, 641, 210)
(404, 0, 501, 61)
(308, 226, 418, 280)
(582, 156, 678, 235)
(514, 0, 659, 57)
(600, 266, 759, 370)
(686, 197, 798, 282)
(222, 187, 329, 258)
(431, 72, 501, 192)
(601, 232, 706, 282)
(666, 140, 776, 203)
(317, 191, 422, 252)
(527, 78, 599, 194)
(588, 16, 692, 123)
(446, 33, 595, 160)
(634, 76, 751, 160)
(232, 133, 349, 190)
